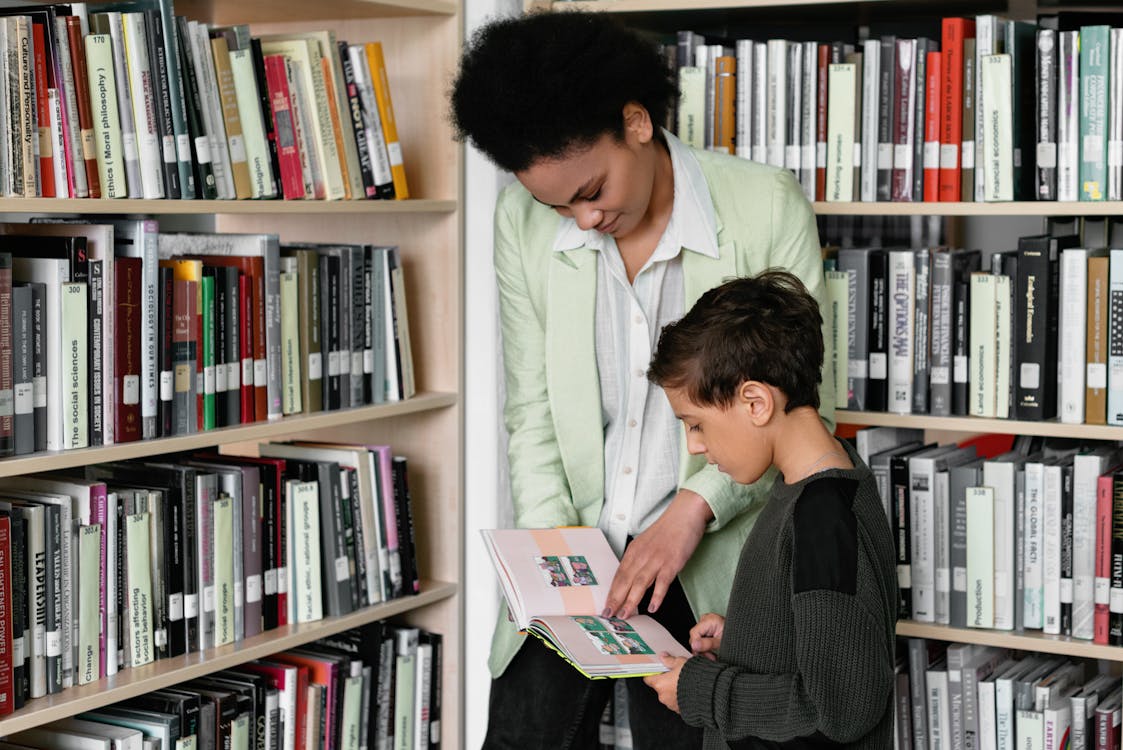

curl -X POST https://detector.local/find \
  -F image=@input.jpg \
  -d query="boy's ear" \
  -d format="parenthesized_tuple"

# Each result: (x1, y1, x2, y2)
(622, 102, 654, 143)
(738, 380, 774, 425)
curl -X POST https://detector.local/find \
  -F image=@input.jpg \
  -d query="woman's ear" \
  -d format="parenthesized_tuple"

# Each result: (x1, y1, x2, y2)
(622, 102, 654, 144)
(738, 380, 774, 426)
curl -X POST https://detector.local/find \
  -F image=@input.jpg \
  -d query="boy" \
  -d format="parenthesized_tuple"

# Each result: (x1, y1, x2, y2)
(644, 271, 897, 749)
(451, 11, 833, 747)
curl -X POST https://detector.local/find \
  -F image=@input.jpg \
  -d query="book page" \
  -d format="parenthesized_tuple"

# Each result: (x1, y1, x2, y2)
(482, 528, 621, 627)
(529, 614, 691, 678)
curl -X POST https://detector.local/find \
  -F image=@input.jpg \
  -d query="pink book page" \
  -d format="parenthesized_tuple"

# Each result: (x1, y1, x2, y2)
(483, 528, 621, 627)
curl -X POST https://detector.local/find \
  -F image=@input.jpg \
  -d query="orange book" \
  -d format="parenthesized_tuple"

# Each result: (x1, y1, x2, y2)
(938, 18, 974, 202)
(923, 51, 942, 202)
(364, 42, 409, 199)
(713, 55, 736, 155)
(321, 56, 352, 200)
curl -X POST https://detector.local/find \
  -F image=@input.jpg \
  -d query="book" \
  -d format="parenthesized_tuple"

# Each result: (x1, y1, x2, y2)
(482, 527, 689, 678)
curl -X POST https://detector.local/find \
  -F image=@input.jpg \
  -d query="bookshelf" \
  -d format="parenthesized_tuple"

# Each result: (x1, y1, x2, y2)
(0, 0, 465, 745)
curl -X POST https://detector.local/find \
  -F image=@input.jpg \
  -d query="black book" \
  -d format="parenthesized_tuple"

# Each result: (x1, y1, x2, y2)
(912, 248, 931, 415)
(175, 15, 218, 200)
(250, 37, 284, 200)
(391, 455, 420, 595)
(27, 282, 44, 452)
(209, 265, 230, 426)
(0, 253, 12, 458)
(310, 621, 386, 742)
(338, 40, 377, 199)
(951, 250, 982, 415)
(144, 8, 181, 199)
(166, 686, 217, 750)
(158, 265, 174, 437)
(1015, 234, 1076, 420)
(185, 684, 241, 750)
(362, 248, 374, 405)
(1061, 459, 1075, 635)
(196, 673, 263, 750)
(124, 689, 201, 742)
(340, 465, 363, 610)
(877, 36, 897, 201)
(320, 254, 342, 410)
(867, 249, 889, 412)
(224, 267, 241, 425)
(426, 631, 443, 749)
(1008, 20, 1038, 201)
(890, 443, 936, 619)
(2, 234, 87, 282)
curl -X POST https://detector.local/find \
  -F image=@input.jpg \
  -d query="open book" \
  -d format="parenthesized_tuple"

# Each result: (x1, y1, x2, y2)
(482, 527, 690, 678)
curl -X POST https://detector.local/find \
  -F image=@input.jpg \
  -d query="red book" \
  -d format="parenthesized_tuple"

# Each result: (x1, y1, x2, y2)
(30, 22, 54, 198)
(0, 516, 13, 716)
(938, 17, 974, 201)
(815, 43, 829, 201)
(238, 273, 255, 424)
(1096, 473, 1115, 644)
(240, 661, 308, 750)
(263, 54, 305, 200)
(923, 51, 943, 202)
(115, 257, 143, 442)
(65, 16, 100, 199)
(271, 652, 341, 748)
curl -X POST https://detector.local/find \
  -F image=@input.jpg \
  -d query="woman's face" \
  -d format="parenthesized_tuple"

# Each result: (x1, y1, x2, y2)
(514, 107, 660, 242)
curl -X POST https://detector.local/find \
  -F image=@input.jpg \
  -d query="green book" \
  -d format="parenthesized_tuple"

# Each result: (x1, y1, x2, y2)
(202, 273, 216, 431)
(77, 524, 101, 685)
(213, 493, 234, 646)
(1080, 25, 1110, 201)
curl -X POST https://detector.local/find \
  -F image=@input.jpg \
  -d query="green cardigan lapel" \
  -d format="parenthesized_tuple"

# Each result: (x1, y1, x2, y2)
(545, 247, 604, 511)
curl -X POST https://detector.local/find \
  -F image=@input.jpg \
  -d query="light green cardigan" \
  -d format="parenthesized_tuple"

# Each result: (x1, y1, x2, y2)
(489, 146, 836, 677)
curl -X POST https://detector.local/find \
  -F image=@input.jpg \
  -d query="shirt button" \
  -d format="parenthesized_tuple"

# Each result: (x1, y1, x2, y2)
(634, 314, 643, 324)
(635, 368, 644, 378)
(628, 419, 637, 428)
(623, 466, 633, 475)
(616, 513, 626, 521)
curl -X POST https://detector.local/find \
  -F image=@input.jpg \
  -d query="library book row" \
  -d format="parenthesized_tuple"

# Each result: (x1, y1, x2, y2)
(0, 620, 443, 750)
(821, 237, 1114, 425)
(0, 439, 421, 715)
(898, 639, 1118, 750)
(673, 13, 1123, 204)
(0, 1, 409, 202)
(0, 222, 415, 457)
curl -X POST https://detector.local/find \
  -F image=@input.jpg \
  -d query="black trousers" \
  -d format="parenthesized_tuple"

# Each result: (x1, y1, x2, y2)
(482, 575, 704, 750)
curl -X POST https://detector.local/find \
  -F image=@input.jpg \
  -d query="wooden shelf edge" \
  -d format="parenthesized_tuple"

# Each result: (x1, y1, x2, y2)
(0, 198, 457, 216)
(835, 410, 1123, 440)
(814, 201, 1123, 216)
(0, 581, 458, 736)
(550, 0, 891, 11)
(896, 620, 1123, 661)
(0, 391, 457, 479)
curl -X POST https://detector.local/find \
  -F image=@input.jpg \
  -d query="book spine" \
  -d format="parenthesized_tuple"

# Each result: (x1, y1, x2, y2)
(175, 15, 216, 199)
(799, 41, 816, 199)
(814, 43, 827, 197)
(939, 19, 969, 201)
(339, 42, 375, 198)
(888, 249, 915, 414)
(143, 10, 180, 200)
(64, 17, 99, 198)
(1095, 474, 1113, 644)
(912, 40, 929, 201)
(1038, 29, 1058, 200)
(263, 54, 304, 200)
(861, 39, 879, 201)
(61, 282, 87, 449)
(981, 54, 1014, 201)
(52, 17, 86, 199)
(752, 42, 767, 164)
(876, 37, 895, 201)
(1088, 256, 1110, 424)
(971, 273, 998, 417)
(1062, 249, 1090, 423)
(124, 511, 153, 666)
(892, 38, 916, 201)
(213, 492, 234, 645)
(84, 34, 125, 198)
(122, 12, 164, 199)
(158, 266, 173, 436)
(826, 63, 857, 202)
(868, 250, 888, 410)
(209, 34, 251, 199)
(1059, 31, 1080, 201)
(230, 47, 273, 199)
(115, 258, 142, 443)
(1081, 26, 1110, 202)
(99, 13, 142, 197)
(913, 248, 930, 413)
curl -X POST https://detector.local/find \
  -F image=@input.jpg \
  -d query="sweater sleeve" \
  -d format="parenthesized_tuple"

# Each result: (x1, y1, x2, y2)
(677, 481, 894, 743)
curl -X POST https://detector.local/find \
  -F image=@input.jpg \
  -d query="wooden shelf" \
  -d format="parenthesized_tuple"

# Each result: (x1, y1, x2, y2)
(546, 0, 891, 11)
(0, 392, 456, 479)
(835, 410, 1123, 440)
(0, 198, 457, 216)
(0, 580, 458, 736)
(178, 0, 458, 23)
(896, 620, 1123, 661)
(814, 201, 1123, 216)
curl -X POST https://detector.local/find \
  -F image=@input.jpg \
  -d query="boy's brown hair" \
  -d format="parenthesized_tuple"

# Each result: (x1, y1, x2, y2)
(648, 270, 823, 412)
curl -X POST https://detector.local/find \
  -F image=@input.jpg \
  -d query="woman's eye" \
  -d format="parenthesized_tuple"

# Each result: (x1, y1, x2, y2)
(586, 188, 601, 202)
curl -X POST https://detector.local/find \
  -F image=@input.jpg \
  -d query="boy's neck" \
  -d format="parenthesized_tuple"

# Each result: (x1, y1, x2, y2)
(770, 406, 851, 484)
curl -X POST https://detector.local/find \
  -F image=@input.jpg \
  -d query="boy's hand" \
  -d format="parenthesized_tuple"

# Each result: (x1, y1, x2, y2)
(603, 489, 712, 619)
(644, 654, 687, 714)
(689, 613, 725, 660)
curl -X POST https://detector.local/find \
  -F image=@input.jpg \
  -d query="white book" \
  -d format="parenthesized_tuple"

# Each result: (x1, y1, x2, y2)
(1017, 711, 1044, 750)
(413, 640, 432, 750)
(980, 54, 1013, 201)
(1042, 461, 1065, 634)
(345, 44, 393, 193)
(974, 15, 1001, 201)
(125, 511, 153, 667)
(287, 479, 322, 623)
(121, 13, 163, 199)
(229, 48, 275, 198)
(766, 39, 787, 168)
(1060, 248, 1093, 423)
(676, 66, 704, 150)
(340, 673, 363, 750)
(980, 676, 999, 750)
(967, 486, 996, 629)
(1072, 450, 1116, 639)
(187, 21, 232, 199)
(1024, 459, 1046, 629)
(928, 665, 951, 750)
(48, 88, 68, 198)
(860, 38, 880, 201)
(1109, 29, 1123, 200)
(735, 40, 752, 159)
(752, 42, 768, 164)
(9, 727, 114, 750)
(799, 40, 816, 198)
(970, 273, 998, 418)
(888, 249, 915, 414)
(827, 63, 858, 201)
(1044, 689, 1077, 750)
(61, 282, 89, 450)
(51, 717, 144, 750)
(985, 452, 1024, 630)
(13, 258, 68, 451)
(102, 12, 142, 198)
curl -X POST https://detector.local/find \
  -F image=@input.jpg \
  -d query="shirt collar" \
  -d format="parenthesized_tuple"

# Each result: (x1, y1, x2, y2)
(551, 130, 721, 259)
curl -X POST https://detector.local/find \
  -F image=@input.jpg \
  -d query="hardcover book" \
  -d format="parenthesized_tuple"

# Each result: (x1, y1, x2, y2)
(482, 527, 689, 679)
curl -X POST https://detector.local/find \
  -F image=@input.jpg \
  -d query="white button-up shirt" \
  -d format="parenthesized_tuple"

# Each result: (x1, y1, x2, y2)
(551, 131, 722, 555)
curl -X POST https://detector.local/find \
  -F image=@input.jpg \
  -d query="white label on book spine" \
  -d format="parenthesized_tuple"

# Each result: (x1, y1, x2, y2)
(1111, 141, 1123, 167)
(1061, 578, 1073, 602)
(1089, 363, 1108, 388)
(235, 580, 243, 607)
(228, 365, 240, 391)
(387, 142, 404, 167)
(940, 143, 959, 169)
(1084, 135, 1105, 163)
(169, 593, 183, 621)
(848, 359, 868, 378)
(995, 576, 1008, 597)
(954, 566, 967, 592)
(336, 556, 349, 582)
(246, 574, 262, 603)
(954, 355, 969, 382)
(46, 630, 60, 657)
(154, 629, 167, 647)
(363, 350, 374, 374)
(897, 564, 911, 588)
(961, 141, 975, 169)
(195, 136, 212, 164)
(351, 352, 363, 378)
(931, 367, 950, 386)
(162, 135, 176, 164)
(1111, 588, 1123, 613)
(176, 134, 191, 161)
(753, 145, 767, 163)
(277, 566, 288, 594)
(869, 352, 887, 380)
(122, 132, 138, 160)
(12, 636, 23, 666)
(853, 143, 861, 166)
(924, 141, 940, 168)
(785, 145, 800, 169)
(242, 358, 253, 384)
(767, 145, 783, 166)
(1020, 363, 1041, 389)
(1038, 142, 1058, 168)
(802, 145, 815, 169)
(160, 371, 173, 401)
(204, 366, 215, 394)
(0, 390, 14, 418)
(894, 144, 912, 168)
(185, 593, 198, 618)
(328, 351, 341, 376)
(254, 359, 267, 388)
(228, 134, 247, 163)
(203, 584, 215, 613)
(215, 363, 227, 393)
(123, 374, 140, 405)
(1096, 576, 1111, 603)
(877, 143, 892, 169)
(816, 142, 827, 168)
(14, 383, 31, 413)
(33, 624, 43, 653)
(33, 376, 45, 407)
(308, 353, 322, 380)
(264, 568, 277, 595)
(936, 569, 950, 592)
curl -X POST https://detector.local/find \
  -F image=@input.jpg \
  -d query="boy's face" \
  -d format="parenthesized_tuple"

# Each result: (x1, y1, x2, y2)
(515, 107, 659, 241)
(663, 385, 772, 486)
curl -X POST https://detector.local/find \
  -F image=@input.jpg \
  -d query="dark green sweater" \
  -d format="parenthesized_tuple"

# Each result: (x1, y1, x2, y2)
(678, 440, 898, 749)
